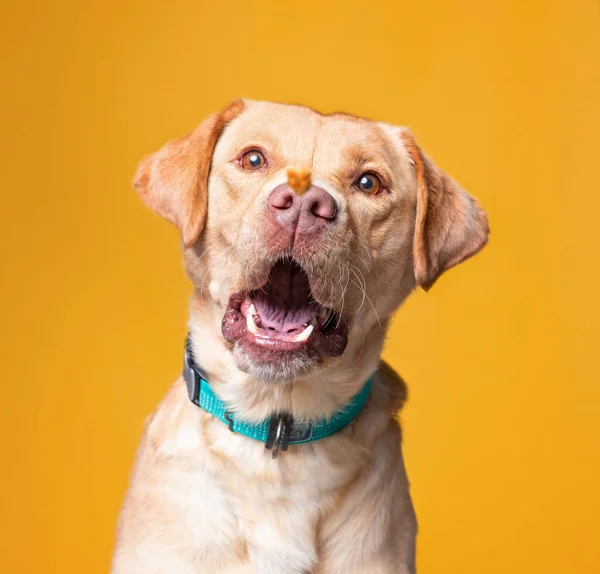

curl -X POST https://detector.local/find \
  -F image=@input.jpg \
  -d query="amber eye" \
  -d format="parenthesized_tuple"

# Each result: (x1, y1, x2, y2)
(241, 150, 266, 170)
(357, 172, 382, 195)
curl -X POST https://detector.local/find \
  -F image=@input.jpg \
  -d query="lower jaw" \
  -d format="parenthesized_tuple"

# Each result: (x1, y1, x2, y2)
(242, 332, 313, 352)
(234, 334, 318, 382)
(223, 320, 348, 356)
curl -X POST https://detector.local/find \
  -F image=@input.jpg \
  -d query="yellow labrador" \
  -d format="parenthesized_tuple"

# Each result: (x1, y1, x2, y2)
(113, 100, 489, 574)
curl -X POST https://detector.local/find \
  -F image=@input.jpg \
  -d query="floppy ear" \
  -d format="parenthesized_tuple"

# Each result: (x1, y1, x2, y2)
(401, 130, 489, 291)
(133, 100, 245, 248)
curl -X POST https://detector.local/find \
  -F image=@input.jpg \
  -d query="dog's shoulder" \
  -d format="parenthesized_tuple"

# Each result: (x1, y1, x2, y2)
(377, 360, 408, 414)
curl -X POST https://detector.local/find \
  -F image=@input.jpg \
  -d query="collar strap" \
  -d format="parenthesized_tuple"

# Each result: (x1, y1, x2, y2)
(182, 336, 372, 458)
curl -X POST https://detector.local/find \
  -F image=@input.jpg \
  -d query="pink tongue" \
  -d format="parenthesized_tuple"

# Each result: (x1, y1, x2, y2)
(252, 262, 319, 335)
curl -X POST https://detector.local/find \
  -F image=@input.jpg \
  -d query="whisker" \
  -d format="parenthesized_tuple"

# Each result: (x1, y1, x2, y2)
(194, 245, 236, 297)
(349, 266, 367, 313)
(336, 265, 350, 329)
(348, 277, 381, 328)
(192, 245, 212, 266)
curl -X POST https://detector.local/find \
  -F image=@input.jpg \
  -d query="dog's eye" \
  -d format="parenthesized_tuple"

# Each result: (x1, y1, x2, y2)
(241, 150, 267, 170)
(357, 172, 382, 195)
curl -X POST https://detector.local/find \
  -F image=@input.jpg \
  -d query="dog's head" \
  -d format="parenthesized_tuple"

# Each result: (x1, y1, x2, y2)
(134, 100, 488, 384)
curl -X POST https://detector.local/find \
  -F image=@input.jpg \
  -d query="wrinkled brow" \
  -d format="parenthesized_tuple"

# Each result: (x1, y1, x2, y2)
(343, 143, 394, 180)
(226, 129, 282, 158)
(346, 143, 383, 166)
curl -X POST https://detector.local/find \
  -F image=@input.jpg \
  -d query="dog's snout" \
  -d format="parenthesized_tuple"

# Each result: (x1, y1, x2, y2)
(268, 184, 337, 236)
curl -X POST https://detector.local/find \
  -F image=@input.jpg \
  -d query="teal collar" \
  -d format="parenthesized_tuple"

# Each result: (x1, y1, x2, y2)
(183, 336, 373, 457)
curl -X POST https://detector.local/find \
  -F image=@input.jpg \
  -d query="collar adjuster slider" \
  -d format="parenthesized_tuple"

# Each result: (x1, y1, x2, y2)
(183, 342, 199, 403)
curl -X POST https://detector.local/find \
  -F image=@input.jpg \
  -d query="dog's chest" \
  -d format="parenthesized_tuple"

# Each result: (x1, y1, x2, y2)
(180, 418, 355, 573)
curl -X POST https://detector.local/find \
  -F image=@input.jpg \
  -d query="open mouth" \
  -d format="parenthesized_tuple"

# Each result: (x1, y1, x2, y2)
(222, 259, 348, 357)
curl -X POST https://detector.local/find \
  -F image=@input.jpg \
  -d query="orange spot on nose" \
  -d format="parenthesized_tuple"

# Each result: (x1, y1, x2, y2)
(287, 168, 312, 195)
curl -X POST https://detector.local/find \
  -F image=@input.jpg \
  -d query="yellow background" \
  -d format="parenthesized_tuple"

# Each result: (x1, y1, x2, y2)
(1, 0, 599, 572)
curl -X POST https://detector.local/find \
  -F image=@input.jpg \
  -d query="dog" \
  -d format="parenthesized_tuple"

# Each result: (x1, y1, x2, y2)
(112, 100, 489, 574)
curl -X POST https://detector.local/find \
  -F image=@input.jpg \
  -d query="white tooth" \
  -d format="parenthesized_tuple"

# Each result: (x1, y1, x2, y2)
(293, 324, 313, 342)
(247, 304, 257, 316)
(246, 312, 259, 334)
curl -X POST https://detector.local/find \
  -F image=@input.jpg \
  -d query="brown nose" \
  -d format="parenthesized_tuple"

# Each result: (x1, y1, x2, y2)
(268, 184, 337, 234)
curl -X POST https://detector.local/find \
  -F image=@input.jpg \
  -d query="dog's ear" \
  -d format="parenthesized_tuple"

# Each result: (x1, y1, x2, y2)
(400, 130, 489, 291)
(133, 100, 245, 248)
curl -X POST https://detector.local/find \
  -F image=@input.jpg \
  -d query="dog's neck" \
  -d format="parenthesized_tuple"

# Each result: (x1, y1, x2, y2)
(187, 291, 387, 424)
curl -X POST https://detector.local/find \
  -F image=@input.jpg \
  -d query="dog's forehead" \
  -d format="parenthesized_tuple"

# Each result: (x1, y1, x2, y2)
(216, 101, 395, 165)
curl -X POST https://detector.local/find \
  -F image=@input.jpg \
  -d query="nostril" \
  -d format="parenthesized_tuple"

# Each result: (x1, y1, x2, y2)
(310, 197, 337, 220)
(269, 189, 294, 210)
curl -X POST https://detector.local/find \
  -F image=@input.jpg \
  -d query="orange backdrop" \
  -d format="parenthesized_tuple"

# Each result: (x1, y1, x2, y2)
(1, 1, 599, 572)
